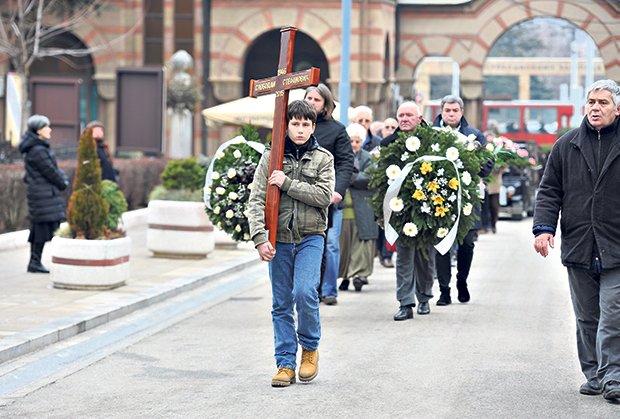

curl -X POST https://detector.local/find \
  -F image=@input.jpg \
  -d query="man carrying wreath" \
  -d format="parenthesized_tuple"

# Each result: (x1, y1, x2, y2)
(432, 95, 492, 306)
(380, 101, 434, 321)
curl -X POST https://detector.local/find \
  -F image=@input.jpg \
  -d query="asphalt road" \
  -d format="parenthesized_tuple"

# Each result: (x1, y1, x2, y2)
(1, 219, 618, 418)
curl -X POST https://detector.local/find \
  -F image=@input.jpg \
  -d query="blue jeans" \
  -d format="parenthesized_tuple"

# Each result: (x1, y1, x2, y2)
(320, 207, 343, 298)
(269, 235, 323, 369)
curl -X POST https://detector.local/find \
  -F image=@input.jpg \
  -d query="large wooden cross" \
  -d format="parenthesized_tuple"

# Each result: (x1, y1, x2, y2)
(249, 26, 320, 248)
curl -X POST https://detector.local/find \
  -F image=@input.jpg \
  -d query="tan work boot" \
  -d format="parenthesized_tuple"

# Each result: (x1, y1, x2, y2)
(299, 349, 319, 382)
(271, 367, 296, 387)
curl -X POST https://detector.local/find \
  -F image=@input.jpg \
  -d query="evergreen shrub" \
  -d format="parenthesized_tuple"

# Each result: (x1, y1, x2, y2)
(66, 128, 109, 239)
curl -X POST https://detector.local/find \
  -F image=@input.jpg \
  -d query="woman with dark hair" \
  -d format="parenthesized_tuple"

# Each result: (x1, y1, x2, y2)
(304, 83, 354, 305)
(18, 115, 69, 273)
(86, 120, 117, 182)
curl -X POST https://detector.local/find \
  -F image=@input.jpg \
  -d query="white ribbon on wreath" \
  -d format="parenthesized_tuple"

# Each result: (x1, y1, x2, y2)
(203, 135, 265, 209)
(383, 154, 463, 255)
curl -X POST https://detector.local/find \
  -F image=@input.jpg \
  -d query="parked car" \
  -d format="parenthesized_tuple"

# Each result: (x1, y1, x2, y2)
(498, 141, 544, 220)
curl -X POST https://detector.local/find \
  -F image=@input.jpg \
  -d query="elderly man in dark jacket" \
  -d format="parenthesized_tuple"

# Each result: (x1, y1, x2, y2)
(533, 79, 620, 401)
(432, 95, 492, 306)
(19, 115, 69, 273)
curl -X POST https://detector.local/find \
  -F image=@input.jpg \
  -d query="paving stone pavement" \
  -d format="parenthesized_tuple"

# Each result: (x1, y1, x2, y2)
(0, 213, 260, 364)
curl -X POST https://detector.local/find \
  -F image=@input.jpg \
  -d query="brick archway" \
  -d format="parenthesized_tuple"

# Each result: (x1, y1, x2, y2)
(397, 0, 620, 123)
(210, 8, 342, 102)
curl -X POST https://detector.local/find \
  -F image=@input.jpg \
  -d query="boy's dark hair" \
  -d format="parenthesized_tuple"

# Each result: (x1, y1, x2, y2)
(287, 100, 317, 124)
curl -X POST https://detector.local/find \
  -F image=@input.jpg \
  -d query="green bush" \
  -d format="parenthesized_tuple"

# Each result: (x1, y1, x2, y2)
(160, 157, 206, 191)
(148, 184, 203, 202)
(66, 128, 109, 239)
(102, 180, 128, 231)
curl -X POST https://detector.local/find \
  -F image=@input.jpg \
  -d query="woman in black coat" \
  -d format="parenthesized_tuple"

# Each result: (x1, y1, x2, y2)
(304, 83, 354, 304)
(18, 115, 69, 273)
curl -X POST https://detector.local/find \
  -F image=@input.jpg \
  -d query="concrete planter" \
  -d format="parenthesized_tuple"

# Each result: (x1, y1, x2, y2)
(146, 200, 215, 258)
(50, 236, 131, 290)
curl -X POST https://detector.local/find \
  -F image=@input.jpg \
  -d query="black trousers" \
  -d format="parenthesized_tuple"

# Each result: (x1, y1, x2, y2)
(435, 229, 477, 289)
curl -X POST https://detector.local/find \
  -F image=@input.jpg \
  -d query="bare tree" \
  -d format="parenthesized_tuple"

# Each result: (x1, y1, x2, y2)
(0, 0, 141, 130)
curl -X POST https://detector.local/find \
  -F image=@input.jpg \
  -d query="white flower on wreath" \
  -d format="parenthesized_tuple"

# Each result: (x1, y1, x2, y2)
(243, 233, 250, 240)
(421, 202, 431, 214)
(386, 164, 402, 180)
(466, 142, 476, 152)
(225, 210, 234, 219)
(403, 222, 419, 237)
(212, 172, 220, 180)
(448, 193, 457, 202)
(213, 206, 221, 215)
(235, 224, 242, 232)
(216, 187, 226, 195)
(401, 152, 409, 162)
(486, 143, 495, 152)
(414, 178, 424, 189)
(248, 183, 254, 190)
(431, 143, 441, 152)
(437, 168, 445, 176)
(446, 147, 459, 161)
(462, 171, 472, 186)
(456, 160, 464, 169)
(437, 227, 449, 238)
(228, 191, 239, 200)
(463, 203, 473, 216)
(233, 149, 242, 159)
(405, 136, 421, 152)
(389, 197, 404, 212)
(227, 168, 237, 178)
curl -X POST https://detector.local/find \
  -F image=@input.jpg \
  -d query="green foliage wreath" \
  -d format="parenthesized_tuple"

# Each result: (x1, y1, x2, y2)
(368, 124, 491, 252)
(204, 139, 264, 242)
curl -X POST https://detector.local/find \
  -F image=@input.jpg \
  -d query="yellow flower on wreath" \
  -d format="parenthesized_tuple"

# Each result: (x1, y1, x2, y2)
(412, 190, 426, 201)
(435, 206, 449, 217)
(420, 162, 433, 175)
(426, 180, 439, 193)
(431, 195, 444, 206)
(449, 177, 459, 190)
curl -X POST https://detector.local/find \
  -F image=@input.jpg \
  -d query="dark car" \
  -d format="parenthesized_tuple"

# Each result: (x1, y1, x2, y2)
(498, 142, 544, 220)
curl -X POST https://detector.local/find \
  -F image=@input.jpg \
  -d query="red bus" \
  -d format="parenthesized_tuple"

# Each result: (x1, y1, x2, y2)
(423, 100, 575, 145)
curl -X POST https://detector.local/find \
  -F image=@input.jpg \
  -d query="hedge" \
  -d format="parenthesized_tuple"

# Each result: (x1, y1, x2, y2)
(0, 157, 168, 234)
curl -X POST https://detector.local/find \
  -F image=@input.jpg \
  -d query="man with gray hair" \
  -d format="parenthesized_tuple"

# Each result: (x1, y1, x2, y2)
(381, 101, 435, 321)
(533, 79, 620, 401)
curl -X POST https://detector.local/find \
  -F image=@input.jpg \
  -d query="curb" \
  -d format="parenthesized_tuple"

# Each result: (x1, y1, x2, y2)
(0, 252, 261, 365)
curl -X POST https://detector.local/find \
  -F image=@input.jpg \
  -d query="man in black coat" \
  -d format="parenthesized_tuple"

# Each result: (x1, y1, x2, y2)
(534, 79, 620, 401)
(432, 95, 492, 306)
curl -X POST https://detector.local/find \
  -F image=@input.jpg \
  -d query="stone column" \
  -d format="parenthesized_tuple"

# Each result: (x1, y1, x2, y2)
(460, 79, 484, 130)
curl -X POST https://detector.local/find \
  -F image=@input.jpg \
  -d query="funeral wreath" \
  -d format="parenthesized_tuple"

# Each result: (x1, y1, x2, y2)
(369, 124, 490, 255)
(204, 134, 265, 242)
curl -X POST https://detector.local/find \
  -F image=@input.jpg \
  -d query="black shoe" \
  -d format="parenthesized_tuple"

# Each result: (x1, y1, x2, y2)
(436, 292, 452, 306)
(27, 261, 50, 274)
(393, 306, 413, 321)
(457, 280, 470, 303)
(580, 380, 602, 395)
(417, 301, 430, 315)
(603, 380, 620, 400)
(322, 296, 338, 305)
(339, 279, 350, 291)
(360, 276, 369, 285)
(381, 258, 394, 268)
(352, 277, 364, 292)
